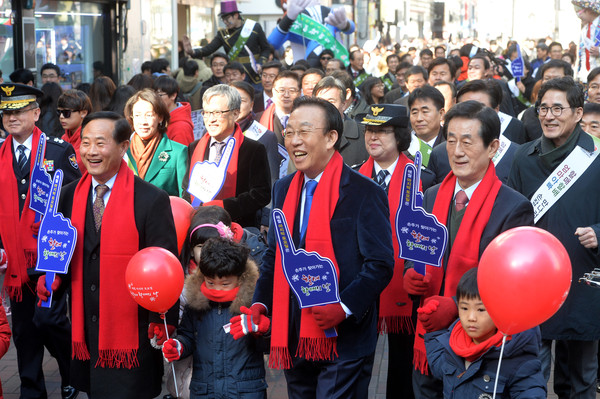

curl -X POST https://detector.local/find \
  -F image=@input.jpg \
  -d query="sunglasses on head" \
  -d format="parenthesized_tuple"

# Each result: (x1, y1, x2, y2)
(56, 109, 79, 118)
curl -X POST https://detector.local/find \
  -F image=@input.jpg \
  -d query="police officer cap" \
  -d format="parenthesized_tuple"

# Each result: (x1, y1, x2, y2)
(0, 83, 43, 110)
(355, 104, 409, 128)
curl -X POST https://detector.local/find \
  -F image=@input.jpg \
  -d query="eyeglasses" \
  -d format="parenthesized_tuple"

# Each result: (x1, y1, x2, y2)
(282, 127, 327, 140)
(56, 109, 80, 118)
(201, 109, 232, 118)
(261, 73, 277, 80)
(2, 106, 37, 117)
(42, 73, 58, 79)
(156, 92, 169, 97)
(537, 106, 573, 117)
(320, 56, 332, 61)
(274, 87, 300, 95)
(365, 126, 395, 135)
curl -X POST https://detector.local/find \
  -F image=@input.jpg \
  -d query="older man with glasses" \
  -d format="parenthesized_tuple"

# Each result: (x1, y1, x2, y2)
(509, 76, 600, 399)
(185, 84, 271, 228)
(0, 83, 80, 399)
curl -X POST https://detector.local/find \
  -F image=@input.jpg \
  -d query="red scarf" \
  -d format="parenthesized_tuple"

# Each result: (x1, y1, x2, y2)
(200, 282, 239, 303)
(587, 23, 592, 71)
(62, 126, 85, 171)
(449, 321, 509, 362)
(359, 155, 414, 334)
(71, 160, 140, 369)
(270, 152, 343, 369)
(413, 162, 501, 374)
(0, 127, 44, 300)
(258, 104, 277, 134)
(188, 124, 244, 206)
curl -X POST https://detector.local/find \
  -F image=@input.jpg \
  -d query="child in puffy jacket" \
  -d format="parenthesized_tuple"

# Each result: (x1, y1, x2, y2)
(162, 235, 269, 398)
(424, 268, 547, 399)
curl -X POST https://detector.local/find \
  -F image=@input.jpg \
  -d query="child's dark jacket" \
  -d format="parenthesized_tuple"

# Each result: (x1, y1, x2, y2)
(425, 320, 546, 399)
(176, 258, 267, 398)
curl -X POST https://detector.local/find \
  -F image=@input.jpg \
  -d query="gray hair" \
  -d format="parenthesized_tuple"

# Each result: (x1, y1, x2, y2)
(202, 84, 241, 110)
(313, 76, 346, 104)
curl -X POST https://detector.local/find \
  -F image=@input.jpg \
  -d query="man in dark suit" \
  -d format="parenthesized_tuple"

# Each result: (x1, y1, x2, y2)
(186, 84, 271, 228)
(0, 83, 80, 399)
(403, 101, 533, 399)
(347, 49, 370, 88)
(40, 112, 179, 398)
(428, 79, 520, 185)
(387, 65, 428, 107)
(252, 97, 394, 398)
(253, 61, 282, 114)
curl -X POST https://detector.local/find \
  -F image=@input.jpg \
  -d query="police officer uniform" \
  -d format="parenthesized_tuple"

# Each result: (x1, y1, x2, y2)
(0, 83, 80, 399)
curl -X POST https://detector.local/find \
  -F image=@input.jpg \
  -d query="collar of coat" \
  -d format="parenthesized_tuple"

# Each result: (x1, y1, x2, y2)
(184, 258, 259, 315)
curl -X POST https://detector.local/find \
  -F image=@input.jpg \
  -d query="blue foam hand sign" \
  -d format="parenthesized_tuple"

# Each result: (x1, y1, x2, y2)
(35, 169, 77, 308)
(272, 208, 340, 337)
(511, 44, 525, 79)
(187, 137, 235, 206)
(29, 133, 53, 217)
(396, 151, 448, 274)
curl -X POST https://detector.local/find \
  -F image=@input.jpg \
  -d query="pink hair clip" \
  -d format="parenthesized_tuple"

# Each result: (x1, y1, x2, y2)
(189, 221, 234, 240)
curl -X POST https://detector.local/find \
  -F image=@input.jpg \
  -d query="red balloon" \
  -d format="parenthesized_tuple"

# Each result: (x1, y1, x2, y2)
(125, 247, 184, 314)
(478, 226, 571, 335)
(170, 196, 194, 253)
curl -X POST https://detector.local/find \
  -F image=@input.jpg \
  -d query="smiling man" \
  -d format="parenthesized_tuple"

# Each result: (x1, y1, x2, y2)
(51, 111, 178, 398)
(260, 70, 301, 140)
(0, 83, 80, 399)
(253, 96, 393, 398)
(508, 76, 600, 399)
(186, 84, 270, 228)
(404, 100, 533, 399)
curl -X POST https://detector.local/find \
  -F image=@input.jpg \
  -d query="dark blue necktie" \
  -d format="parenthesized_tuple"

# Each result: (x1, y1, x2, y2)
(300, 180, 318, 241)
(376, 169, 390, 190)
(16, 145, 27, 173)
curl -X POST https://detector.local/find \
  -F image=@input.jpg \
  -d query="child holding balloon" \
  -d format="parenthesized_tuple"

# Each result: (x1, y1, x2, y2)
(162, 236, 269, 398)
(423, 268, 547, 399)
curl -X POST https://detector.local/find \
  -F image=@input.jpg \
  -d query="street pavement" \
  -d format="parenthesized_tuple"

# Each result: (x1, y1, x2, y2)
(0, 314, 575, 398)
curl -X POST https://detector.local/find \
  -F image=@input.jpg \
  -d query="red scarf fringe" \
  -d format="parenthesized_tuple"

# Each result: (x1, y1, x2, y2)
(413, 162, 501, 374)
(0, 127, 44, 300)
(270, 152, 343, 369)
(378, 316, 415, 335)
(96, 349, 139, 369)
(359, 155, 415, 335)
(70, 161, 140, 368)
(296, 336, 338, 361)
(188, 124, 244, 203)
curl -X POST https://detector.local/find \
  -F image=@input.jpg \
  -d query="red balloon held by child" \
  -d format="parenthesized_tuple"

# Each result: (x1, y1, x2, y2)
(125, 247, 184, 314)
(170, 196, 195, 253)
(478, 226, 571, 335)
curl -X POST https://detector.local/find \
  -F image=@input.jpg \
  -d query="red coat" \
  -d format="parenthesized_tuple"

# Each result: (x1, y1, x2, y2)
(0, 304, 11, 398)
(166, 102, 194, 146)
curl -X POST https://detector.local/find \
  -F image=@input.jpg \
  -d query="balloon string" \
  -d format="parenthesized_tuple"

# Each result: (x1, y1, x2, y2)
(492, 334, 507, 399)
(163, 313, 179, 398)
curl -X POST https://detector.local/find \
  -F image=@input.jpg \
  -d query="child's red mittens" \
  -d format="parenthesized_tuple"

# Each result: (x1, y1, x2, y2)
(418, 296, 457, 333)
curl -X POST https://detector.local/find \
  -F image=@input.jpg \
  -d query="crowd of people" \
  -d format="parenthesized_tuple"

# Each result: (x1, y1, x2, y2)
(0, 0, 600, 398)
